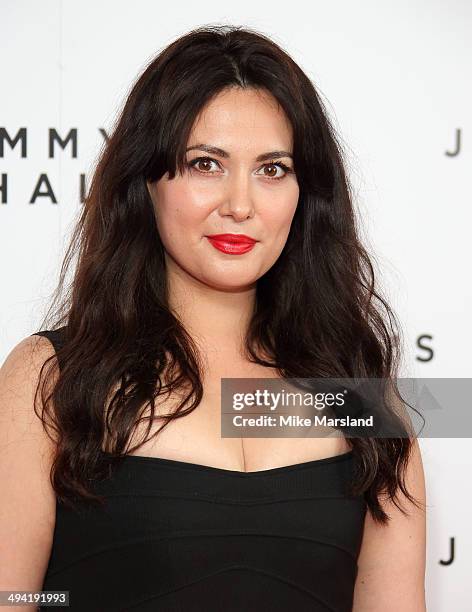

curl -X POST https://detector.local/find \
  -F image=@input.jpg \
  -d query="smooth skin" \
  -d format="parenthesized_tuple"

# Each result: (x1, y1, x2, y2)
(0, 335, 57, 611)
(1, 86, 426, 609)
(146, 86, 300, 359)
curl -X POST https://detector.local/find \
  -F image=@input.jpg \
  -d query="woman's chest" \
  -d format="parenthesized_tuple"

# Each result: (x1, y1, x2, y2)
(124, 361, 351, 472)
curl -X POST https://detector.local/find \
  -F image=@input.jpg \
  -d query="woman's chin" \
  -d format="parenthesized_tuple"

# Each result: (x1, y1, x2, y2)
(201, 274, 258, 292)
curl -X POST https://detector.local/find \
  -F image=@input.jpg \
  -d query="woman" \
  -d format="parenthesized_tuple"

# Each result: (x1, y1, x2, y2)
(0, 24, 426, 611)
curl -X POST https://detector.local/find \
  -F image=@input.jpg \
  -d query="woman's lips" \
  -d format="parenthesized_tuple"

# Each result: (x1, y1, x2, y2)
(206, 233, 257, 255)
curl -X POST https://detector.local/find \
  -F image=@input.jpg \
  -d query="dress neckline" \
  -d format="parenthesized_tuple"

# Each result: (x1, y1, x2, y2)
(100, 449, 355, 477)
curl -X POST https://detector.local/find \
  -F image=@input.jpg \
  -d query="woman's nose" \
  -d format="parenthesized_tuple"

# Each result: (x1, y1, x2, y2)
(220, 173, 255, 220)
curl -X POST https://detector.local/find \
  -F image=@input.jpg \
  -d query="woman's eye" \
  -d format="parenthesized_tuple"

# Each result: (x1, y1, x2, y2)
(255, 162, 291, 180)
(188, 157, 220, 173)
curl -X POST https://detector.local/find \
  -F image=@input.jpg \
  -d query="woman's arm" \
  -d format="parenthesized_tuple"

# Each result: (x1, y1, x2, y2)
(0, 335, 57, 611)
(352, 438, 427, 611)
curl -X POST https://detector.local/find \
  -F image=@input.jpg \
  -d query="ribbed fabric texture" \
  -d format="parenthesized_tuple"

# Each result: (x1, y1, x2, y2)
(33, 329, 367, 612)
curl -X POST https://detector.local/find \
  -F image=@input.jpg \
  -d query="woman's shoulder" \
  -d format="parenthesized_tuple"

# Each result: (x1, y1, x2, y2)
(0, 331, 61, 447)
(0, 331, 61, 462)
(1, 331, 62, 384)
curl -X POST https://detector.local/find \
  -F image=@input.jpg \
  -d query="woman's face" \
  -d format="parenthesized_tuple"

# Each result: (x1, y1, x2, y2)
(146, 87, 299, 291)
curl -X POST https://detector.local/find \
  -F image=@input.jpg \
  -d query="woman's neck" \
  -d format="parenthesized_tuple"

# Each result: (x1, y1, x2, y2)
(166, 262, 257, 360)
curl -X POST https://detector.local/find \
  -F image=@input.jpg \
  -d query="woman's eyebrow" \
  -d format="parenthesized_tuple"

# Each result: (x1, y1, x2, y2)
(185, 143, 293, 161)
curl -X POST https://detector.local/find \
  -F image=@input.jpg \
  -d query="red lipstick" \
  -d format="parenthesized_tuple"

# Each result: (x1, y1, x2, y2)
(206, 233, 257, 255)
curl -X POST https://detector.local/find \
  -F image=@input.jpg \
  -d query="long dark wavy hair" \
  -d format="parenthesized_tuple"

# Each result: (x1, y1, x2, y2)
(33, 23, 424, 525)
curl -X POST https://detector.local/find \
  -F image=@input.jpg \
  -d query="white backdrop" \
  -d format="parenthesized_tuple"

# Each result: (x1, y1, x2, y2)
(1, 1, 471, 609)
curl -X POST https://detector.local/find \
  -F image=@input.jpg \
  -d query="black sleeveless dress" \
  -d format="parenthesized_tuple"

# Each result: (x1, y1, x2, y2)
(32, 328, 367, 612)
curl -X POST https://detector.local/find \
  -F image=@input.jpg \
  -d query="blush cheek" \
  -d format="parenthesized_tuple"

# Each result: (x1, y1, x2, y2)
(173, 183, 212, 226)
